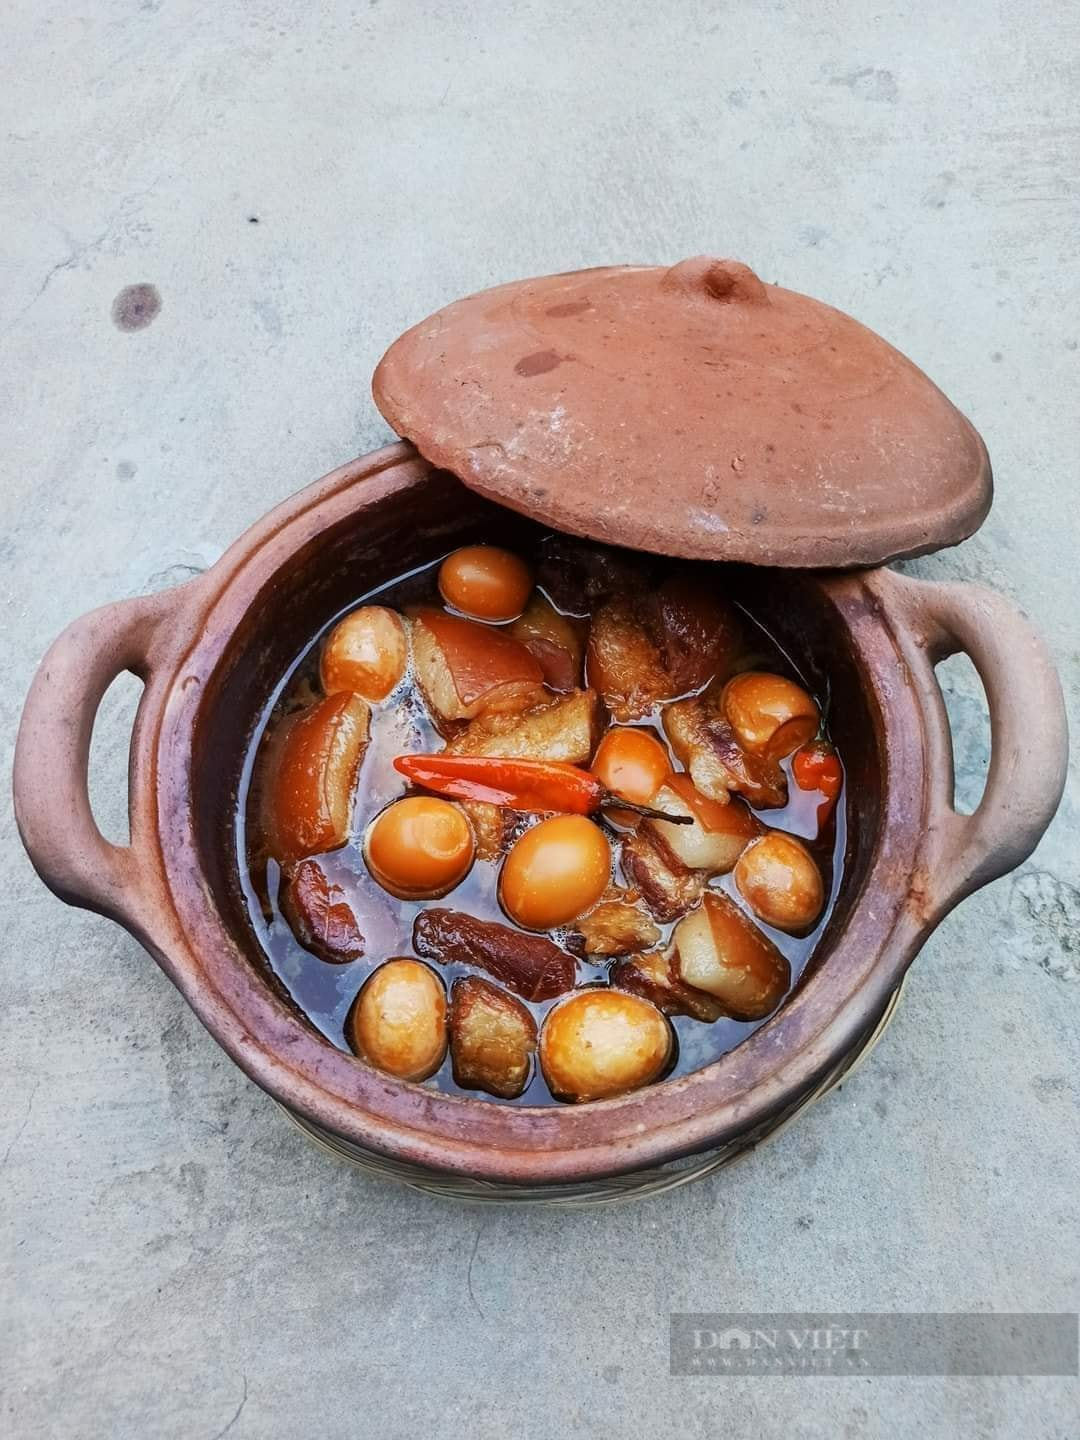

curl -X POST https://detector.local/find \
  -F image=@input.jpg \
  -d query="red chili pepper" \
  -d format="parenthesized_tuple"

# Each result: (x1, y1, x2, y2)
(792, 739, 843, 826)
(393, 753, 689, 822)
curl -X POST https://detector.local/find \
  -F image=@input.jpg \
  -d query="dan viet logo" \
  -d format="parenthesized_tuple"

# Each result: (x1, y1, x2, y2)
(686, 1323, 869, 1371)
(670, 1313, 1078, 1377)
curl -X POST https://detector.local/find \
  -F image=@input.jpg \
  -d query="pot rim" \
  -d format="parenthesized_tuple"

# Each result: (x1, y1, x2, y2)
(146, 446, 933, 1183)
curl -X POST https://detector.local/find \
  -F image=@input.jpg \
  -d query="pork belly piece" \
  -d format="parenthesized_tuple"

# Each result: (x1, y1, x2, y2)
(535, 536, 652, 616)
(645, 778, 763, 874)
(663, 688, 787, 808)
(263, 692, 370, 863)
(570, 890, 662, 957)
(610, 948, 727, 1023)
(413, 908, 577, 1002)
(587, 584, 745, 722)
(510, 593, 586, 691)
(279, 858, 365, 964)
(620, 827, 708, 924)
(459, 799, 514, 862)
(447, 688, 600, 765)
(586, 597, 673, 722)
(648, 575, 744, 694)
(449, 975, 537, 1099)
(617, 770, 761, 925)
(409, 607, 545, 726)
(671, 892, 791, 1021)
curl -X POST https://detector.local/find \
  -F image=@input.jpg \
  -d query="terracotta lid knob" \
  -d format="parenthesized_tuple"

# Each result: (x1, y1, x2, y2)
(660, 256, 768, 306)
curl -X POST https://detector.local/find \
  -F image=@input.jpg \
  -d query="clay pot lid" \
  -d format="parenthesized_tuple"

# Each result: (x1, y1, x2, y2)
(372, 257, 991, 568)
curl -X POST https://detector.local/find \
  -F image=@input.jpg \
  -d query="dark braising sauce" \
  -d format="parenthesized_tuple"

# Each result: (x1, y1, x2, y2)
(237, 536, 846, 1107)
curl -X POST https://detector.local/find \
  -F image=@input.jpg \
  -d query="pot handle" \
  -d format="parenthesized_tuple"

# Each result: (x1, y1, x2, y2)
(13, 584, 195, 931)
(879, 571, 1068, 916)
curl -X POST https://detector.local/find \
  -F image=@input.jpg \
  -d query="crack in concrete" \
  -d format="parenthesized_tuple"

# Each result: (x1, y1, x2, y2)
(5, 230, 111, 335)
(209, 1375, 248, 1440)
(1, 1080, 40, 1169)
(466, 1222, 488, 1320)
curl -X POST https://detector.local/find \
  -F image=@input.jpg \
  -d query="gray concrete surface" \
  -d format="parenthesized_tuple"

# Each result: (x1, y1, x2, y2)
(3, 2, 1078, 1436)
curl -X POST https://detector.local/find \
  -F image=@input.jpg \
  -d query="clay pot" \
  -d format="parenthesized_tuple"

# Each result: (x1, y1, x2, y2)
(13, 445, 1067, 1189)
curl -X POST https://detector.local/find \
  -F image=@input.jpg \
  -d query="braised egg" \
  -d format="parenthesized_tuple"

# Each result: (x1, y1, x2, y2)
(721, 671, 819, 759)
(539, 990, 673, 1102)
(364, 797, 475, 899)
(499, 814, 611, 930)
(438, 545, 533, 622)
(591, 727, 671, 806)
(733, 831, 825, 932)
(321, 605, 408, 701)
(348, 959, 447, 1081)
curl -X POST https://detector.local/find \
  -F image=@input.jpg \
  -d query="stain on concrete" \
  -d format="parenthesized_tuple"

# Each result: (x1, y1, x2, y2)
(799, 1139, 822, 1169)
(829, 67, 899, 102)
(799, 224, 831, 248)
(144, 561, 205, 590)
(158, 1011, 198, 1124)
(1011, 871, 1080, 981)
(176, 1161, 208, 1213)
(1030, 1074, 1074, 1101)
(922, 172, 957, 210)
(111, 283, 161, 331)
(252, 298, 283, 337)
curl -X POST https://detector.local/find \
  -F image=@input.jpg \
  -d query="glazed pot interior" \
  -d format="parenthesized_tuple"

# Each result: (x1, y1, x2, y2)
(191, 465, 884, 1055)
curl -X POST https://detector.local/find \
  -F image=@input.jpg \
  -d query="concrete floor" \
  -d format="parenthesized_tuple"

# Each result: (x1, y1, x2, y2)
(3, 2, 1078, 1436)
